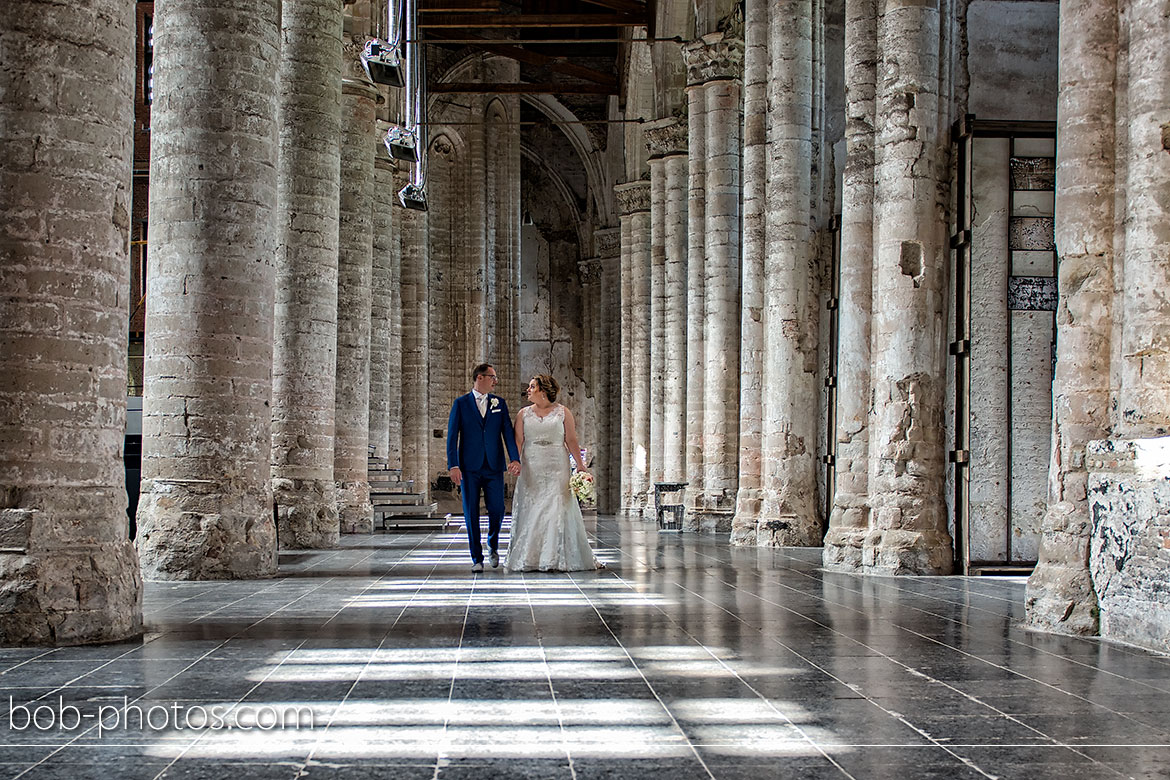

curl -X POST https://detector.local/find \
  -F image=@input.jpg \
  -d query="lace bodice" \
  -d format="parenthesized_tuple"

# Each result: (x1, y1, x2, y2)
(521, 404, 567, 450)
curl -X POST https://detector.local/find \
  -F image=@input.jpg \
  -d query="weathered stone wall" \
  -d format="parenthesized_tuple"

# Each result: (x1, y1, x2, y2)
(1086, 439, 1170, 654)
(272, 0, 342, 550)
(137, 0, 279, 579)
(1, 0, 143, 643)
(967, 0, 1059, 122)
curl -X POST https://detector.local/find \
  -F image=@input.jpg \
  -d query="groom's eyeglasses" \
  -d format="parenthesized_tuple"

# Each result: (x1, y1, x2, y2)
(483, 374, 498, 381)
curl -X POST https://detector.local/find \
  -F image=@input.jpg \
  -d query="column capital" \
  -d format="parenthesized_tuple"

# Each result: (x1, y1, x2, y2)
(644, 117, 688, 158)
(614, 180, 652, 216)
(593, 227, 621, 258)
(342, 35, 382, 100)
(578, 257, 603, 284)
(682, 31, 744, 86)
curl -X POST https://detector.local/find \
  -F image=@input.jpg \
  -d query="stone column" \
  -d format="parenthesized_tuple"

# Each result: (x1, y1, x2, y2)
(335, 48, 379, 534)
(1118, 0, 1170, 437)
(369, 143, 397, 461)
(377, 130, 404, 471)
(0, 0, 143, 643)
(685, 78, 708, 529)
(137, 0, 279, 580)
(862, 0, 952, 575)
(757, 4, 821, 547)
(399, 166, 430, 494)
(824, 0, 877, 569)
(271, 0, 342, 550)
(643, 147, 667, 518)
(684, 33, 744, 533)
(595, 229, 622, 514)
(732, 0, 768, 546)
(615, 181, 652, 517)
(645, 119, 689, 500)
(1025, 0, 1115, 636)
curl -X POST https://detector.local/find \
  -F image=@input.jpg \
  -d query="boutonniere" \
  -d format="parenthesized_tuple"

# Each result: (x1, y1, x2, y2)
(490, 398, 499, 410)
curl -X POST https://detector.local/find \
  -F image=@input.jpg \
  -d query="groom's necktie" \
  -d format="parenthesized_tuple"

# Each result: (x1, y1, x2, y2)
(477, 394, 487, 417)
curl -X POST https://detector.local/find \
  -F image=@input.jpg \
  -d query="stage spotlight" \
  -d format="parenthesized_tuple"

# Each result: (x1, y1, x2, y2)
(384, 124, 419, 163)
(361, 39, 405, 88)
(398, 183, 428, 212)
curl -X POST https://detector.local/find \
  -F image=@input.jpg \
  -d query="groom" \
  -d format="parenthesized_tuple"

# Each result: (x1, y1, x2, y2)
(447, 363, 521, 572)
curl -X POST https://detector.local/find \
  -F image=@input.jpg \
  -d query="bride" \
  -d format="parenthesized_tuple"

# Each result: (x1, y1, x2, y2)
(506, 374, 602, 572)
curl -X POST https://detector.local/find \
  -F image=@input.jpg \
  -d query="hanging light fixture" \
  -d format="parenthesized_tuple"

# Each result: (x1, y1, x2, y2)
(361, 0, 405, 87)
(397, 0, 428, 211)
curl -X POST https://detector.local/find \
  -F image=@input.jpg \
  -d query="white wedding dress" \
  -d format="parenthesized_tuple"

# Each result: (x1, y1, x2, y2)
(506, 405, 601, 572)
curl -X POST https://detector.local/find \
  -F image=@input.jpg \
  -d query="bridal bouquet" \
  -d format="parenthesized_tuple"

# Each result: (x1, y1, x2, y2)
(569, 471, 596, 508)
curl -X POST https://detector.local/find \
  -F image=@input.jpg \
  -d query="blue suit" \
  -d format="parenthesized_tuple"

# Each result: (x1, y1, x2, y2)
(447, 392, 520, 563)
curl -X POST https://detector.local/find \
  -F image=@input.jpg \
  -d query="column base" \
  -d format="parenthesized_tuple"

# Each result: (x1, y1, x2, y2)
(621, 490, 648, 518)
(822, 500, 871, 570)
(730, 487, 763, 546)
(0, 532, 143, 646)
(862, 527, 953, 575)
(274, 478, 340, 549)
(137, 479, 278, 580)
(822, 526, 868, 572)
(337, 481, 373, 534)
(688, 510, 734, 534)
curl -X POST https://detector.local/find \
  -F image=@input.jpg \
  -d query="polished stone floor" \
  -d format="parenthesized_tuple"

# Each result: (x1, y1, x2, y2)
(2, 515, 1169, 779)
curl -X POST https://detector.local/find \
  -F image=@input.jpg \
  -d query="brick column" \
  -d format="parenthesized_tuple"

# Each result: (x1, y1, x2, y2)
(399, 166, 430, 495)
(0, 0, 143, 642)
(369, 143, 398, 462)
(375, 127, 404, 470)
(334, 44, 379, 534)
(272, 0, 342, 550)
(137, 0, 279, 579)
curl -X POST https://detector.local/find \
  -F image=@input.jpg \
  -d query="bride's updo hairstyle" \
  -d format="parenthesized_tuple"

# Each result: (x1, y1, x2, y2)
(532, 374, 559, 403)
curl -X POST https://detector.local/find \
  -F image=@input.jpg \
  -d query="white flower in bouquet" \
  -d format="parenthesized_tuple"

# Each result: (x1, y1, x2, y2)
(569, 472, 596, 507)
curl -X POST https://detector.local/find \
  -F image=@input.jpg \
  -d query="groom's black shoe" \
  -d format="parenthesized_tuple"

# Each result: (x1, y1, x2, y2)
(489, 551, 499, 568)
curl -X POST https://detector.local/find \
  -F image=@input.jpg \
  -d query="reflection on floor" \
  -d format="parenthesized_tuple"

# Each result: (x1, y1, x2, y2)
(2, 515, 1168, 779)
